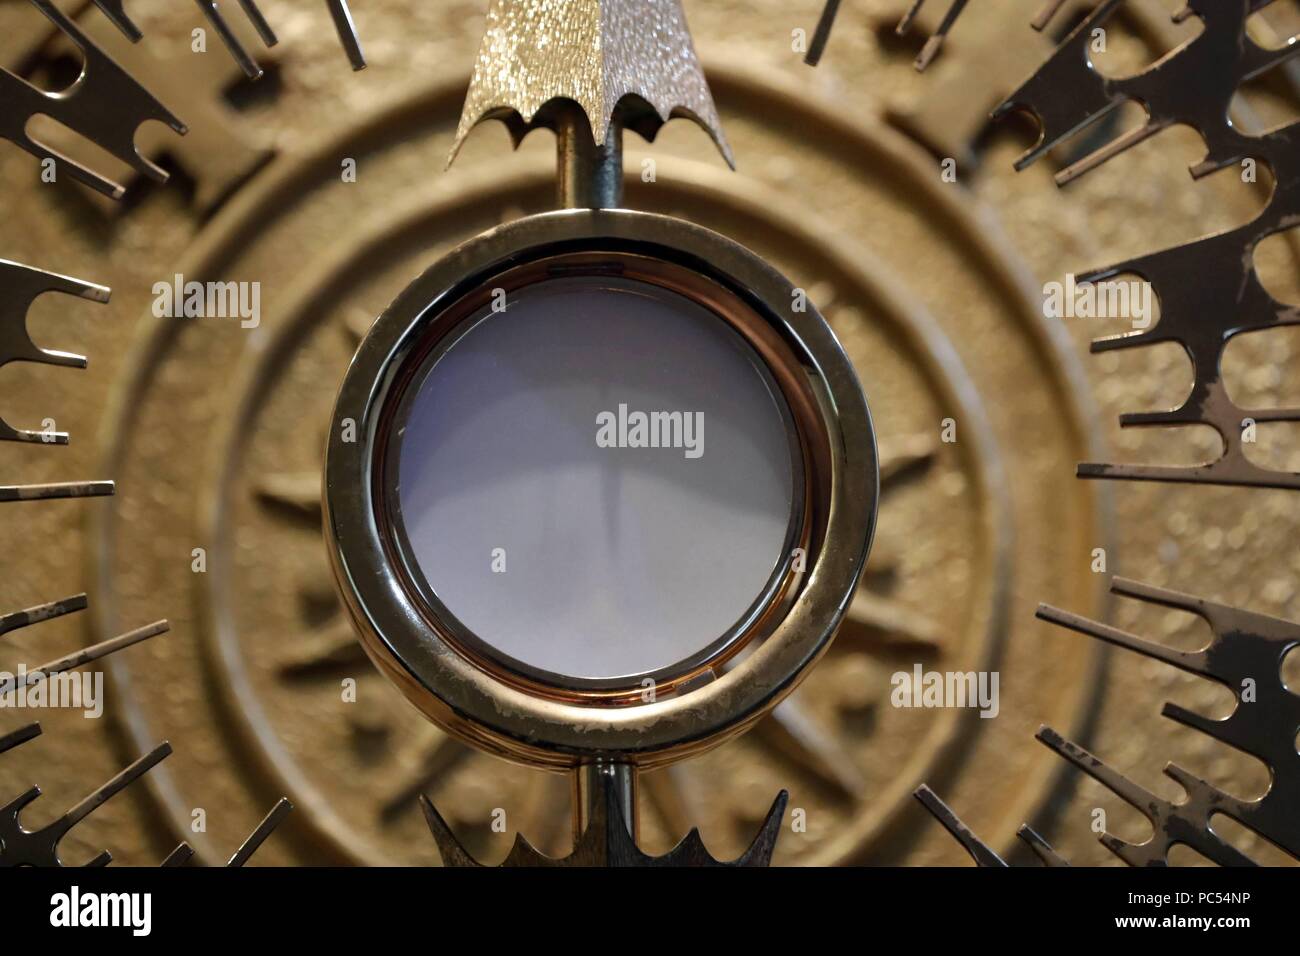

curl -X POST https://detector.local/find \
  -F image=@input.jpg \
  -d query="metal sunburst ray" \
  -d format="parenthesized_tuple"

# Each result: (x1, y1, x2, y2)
(994, 0, 1300, 489)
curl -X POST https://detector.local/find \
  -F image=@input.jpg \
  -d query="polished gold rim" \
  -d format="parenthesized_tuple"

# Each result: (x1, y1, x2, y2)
(324, 207, 879, 769)
(375, 254, 815, 702)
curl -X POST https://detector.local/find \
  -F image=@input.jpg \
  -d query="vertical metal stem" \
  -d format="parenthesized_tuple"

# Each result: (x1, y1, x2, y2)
(555, 105, 624, 209)
(555, 99, 627, 840)
(572, 761, 638, 843)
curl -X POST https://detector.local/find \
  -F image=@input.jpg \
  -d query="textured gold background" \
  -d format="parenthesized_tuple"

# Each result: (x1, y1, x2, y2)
(0, 0, 1296, 866)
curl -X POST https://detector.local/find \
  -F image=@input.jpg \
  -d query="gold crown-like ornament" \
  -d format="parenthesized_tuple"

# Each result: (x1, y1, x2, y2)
(422, 766, 789, 867)
(448, 0, 733, 169)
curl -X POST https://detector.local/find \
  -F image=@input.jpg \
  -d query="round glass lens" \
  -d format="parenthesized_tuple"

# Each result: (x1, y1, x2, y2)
(394, 274, 798, 683)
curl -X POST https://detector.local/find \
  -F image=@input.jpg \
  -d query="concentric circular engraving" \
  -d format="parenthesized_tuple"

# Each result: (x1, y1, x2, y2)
(83, 63, 1109, 865)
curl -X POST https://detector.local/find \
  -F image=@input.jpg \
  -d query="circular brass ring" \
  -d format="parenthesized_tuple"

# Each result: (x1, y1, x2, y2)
(324, 208, 879, 769)
(378, 259, 810, 699)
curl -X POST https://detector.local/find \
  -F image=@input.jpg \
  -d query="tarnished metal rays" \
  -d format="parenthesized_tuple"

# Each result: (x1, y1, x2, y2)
(0, 0, 186, 199)
(918, 578, 1300, 866)
(0, 259, 114, 501)
(90, 0, 142, 43)
(857, 1, 1300, 865)
(914, 785, 1068, 867)
(805, 0, 1076, 71)
(1, 726, 291, 866)
(91, 0, 366, 78)
(0, 730, 170, 867)
(421, 771, 789, 867)
(1038, 579, 1300, 863)
(996, 0, 1300, 488)
(194, 0, 279, 80)
(0, 596, 168, 867)
(160, 798, 294, 867)
(0, 0, 363, 201)
(0, 595, 294, 866)
(0, 260, 104, 444)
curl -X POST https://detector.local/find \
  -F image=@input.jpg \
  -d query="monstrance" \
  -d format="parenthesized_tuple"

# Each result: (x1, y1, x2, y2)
(323, 0, 879, 865)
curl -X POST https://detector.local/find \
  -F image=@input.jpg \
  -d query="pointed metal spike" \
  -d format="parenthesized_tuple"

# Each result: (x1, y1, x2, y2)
(661, 827, 709, 861)
(20, 619, 168, 689)
(419, 794, 483, 868)
(1036, 601, 1202, 672)
(1035, 726, 1157, 808)
(53, 154, 129, 199)
(804, 0, 841, 67)
(63, 742, 172, 829)
(733, 789, 788, 866)
(1236, 406, 1300, 423)
(1104, 577, 1187, 609)
(1054, 121, 1167, 186)
(1098, 831, 1148, 865)
(2, 346, 88, 370)
(0, 481, 115, 502)
(91, 0, 143, 42)
(911, 0, 970, 72)
(1160, 701, 1229, 741)
(0, 723, 41, 755)
(2, 786, 43, 819)
(1118, 409, 1209, 427)
(914, 34, 946, 72)
(0, 425, 67, 444)
(194, 0, 264, 79)
(326, 0, 366, 70)
(502, 829, 575, 867)
(0, 594, 87, 638)
(914, 785, 1007, 866)
(1076, 461, 1300, 490)
(227, 797, 292, 866)
(0, 261, 104, 390)
(161, 843, 195, 866)
(1087, 330, 1156, 354)
(237, 0, 279, 47)
(1016, 825, 1069, 866)
(897, 0, 926, 35)
(1031, 0, 1069, 32)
